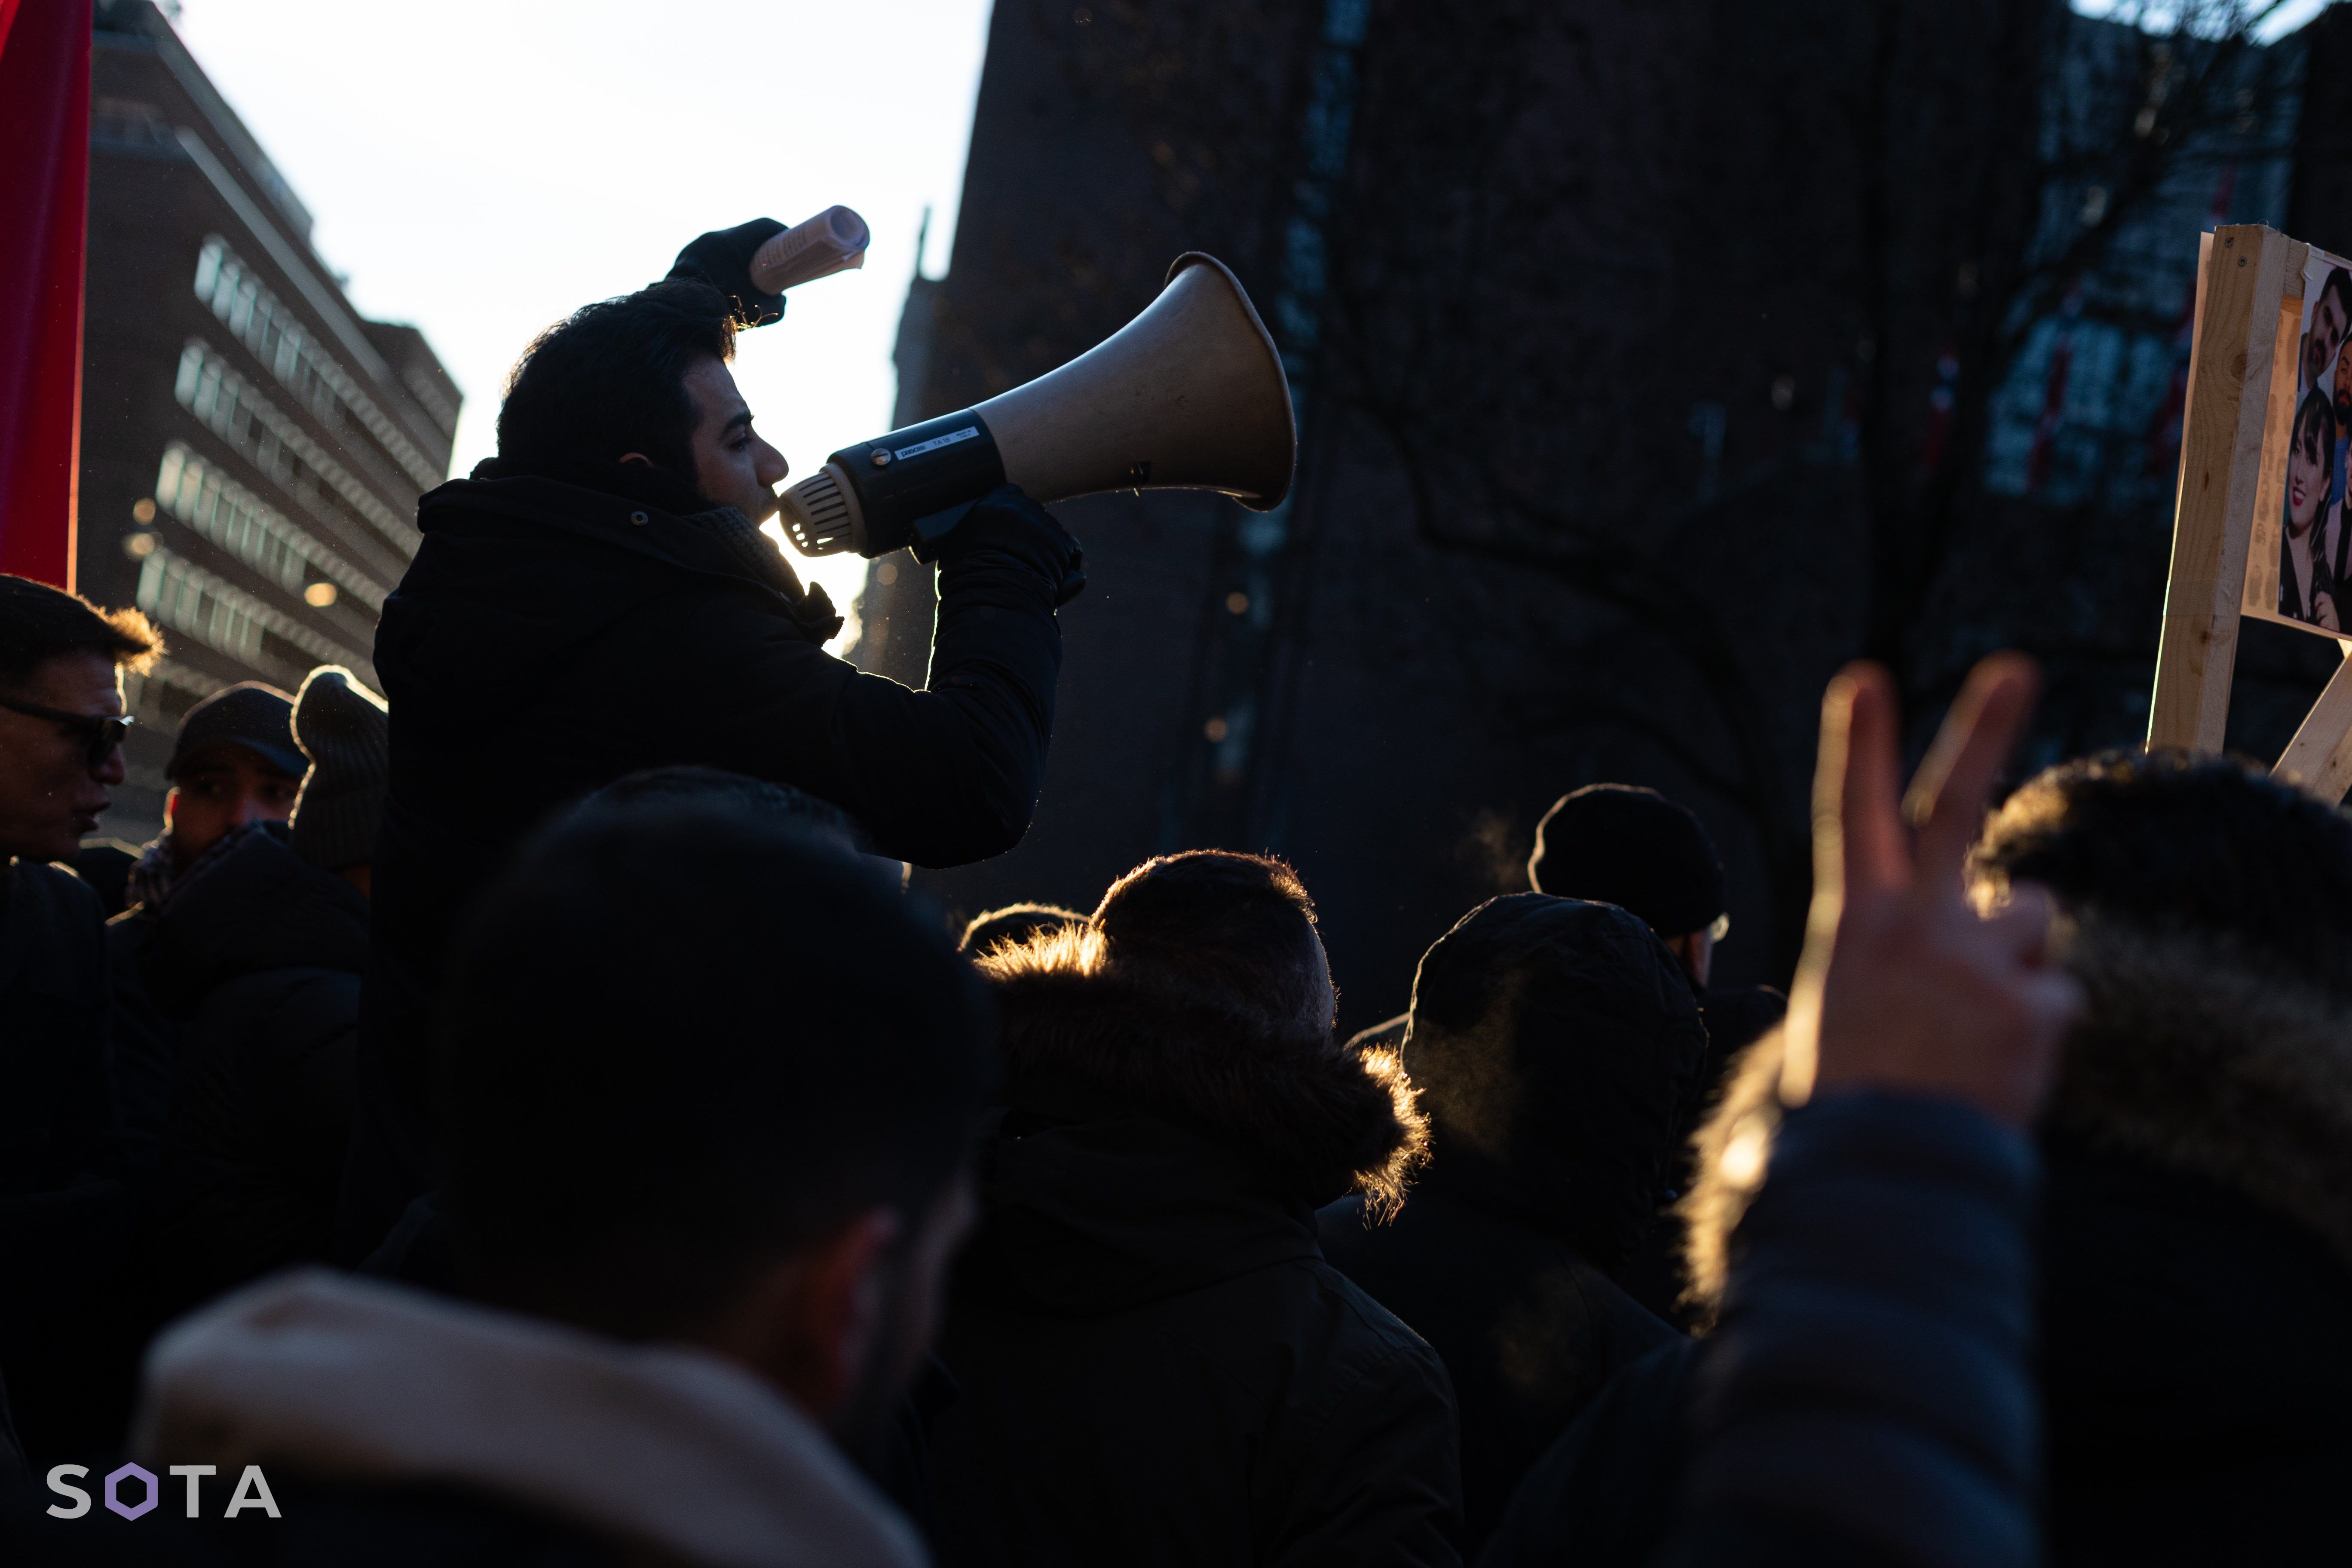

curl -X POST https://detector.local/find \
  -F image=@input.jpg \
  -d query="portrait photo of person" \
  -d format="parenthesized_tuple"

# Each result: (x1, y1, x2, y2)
(2282, 385, 2339, 630)
(2304, 265, 2352, 394)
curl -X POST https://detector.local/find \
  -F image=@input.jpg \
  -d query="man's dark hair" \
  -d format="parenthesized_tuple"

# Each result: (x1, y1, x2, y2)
(437, 797, 994, 1340)
(1093, 850, 1331, 1028)
(585, 765, 864, 852)
(0, 575, 161, 688)
(2322, 266, 2352, 326)
(1973, 748, 2352, 989)
(2295, 386, 2337, 485)
(495, 278, 737, 480)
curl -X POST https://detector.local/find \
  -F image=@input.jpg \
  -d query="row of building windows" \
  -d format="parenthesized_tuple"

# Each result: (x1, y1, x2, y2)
(153, 442, 391, 613)
(193, 235, 449, 493)
(136, 545, 371, 687)
(120, 656, 228, 733)
(174, 339, 423, 562)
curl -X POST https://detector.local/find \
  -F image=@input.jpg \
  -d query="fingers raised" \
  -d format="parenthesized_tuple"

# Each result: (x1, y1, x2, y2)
(1905, 654, 2041, 897)
(1817, 662, 1908, 903)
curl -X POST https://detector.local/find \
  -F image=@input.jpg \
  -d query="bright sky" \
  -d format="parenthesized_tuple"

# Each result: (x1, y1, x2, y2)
(170, 0, 997, 655)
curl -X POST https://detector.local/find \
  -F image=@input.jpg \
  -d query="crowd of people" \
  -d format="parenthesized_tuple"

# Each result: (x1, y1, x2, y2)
(1, 233, 2345, 1565)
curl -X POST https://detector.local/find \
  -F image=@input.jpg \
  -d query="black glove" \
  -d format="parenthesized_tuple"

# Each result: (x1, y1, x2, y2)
(667, 218, 788, 328)
(931, 485, 1087, 606)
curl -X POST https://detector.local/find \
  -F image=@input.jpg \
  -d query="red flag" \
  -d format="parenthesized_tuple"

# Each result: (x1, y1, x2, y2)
(0, 0, 93, 591)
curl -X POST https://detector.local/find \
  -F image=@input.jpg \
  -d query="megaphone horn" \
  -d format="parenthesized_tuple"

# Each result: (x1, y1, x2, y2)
(781, 253, 1296, 559)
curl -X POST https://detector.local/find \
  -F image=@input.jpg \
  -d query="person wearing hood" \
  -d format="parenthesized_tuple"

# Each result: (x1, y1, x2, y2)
(106, 681, 305, 1184)
(1526, 784, 1784, 1078)
(1320, 894, 1705, 1553)
(345, 232, 1085, 1259)
(7, 789, 993, 1565)
(0, 576, 159, 1467)
(1522, 783, 1785, 1323)
(137, 667, 385, 1332)
(1483, 746, 2352, 1568)
(928, 850, 1459, 1568)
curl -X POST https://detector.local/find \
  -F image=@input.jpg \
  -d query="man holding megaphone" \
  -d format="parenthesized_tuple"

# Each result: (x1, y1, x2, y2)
(337, 217, 1088, 1255)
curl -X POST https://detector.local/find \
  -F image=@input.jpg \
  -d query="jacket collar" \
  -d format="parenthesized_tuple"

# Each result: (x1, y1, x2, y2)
(134, 1270, 927, 1568)
(420, 464, 838, 640)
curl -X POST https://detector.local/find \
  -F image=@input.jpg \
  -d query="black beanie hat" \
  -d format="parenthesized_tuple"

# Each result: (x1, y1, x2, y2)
(290, 667, 389, 872)
(1528, 784, 1725, 939)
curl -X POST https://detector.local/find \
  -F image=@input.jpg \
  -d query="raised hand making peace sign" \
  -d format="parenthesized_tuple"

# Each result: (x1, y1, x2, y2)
(1779, 653, 2083, 1125)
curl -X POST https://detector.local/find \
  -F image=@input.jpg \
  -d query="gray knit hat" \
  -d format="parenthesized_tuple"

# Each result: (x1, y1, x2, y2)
(290, 667, 389, 872)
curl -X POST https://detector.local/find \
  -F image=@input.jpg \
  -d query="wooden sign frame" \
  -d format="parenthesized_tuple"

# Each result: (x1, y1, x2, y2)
(2148, 223, 2352, 800)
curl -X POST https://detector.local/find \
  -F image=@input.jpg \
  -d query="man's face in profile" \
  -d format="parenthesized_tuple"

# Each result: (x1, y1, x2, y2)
(2310, 289, 2349, 392)
(682, 358, 790, 523)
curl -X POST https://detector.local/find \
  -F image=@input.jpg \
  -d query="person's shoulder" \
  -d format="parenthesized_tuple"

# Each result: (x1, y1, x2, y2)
(9, 860, 105, 949)
(1300, 1253, 1452, 1375)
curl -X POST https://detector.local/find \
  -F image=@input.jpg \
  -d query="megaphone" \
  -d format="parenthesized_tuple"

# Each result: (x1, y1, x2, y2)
(780, 253, 1295, 559)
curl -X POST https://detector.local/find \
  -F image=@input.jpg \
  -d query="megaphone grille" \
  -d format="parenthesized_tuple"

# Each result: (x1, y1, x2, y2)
(782, 467, 858, 555)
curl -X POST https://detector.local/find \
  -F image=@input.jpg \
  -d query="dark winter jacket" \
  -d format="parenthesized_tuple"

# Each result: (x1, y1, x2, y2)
(0, 860, 130, 1464)
(931, 938, 1462, 1568)
(1321, 895, 1704, 1553)
(105, 905, 181, 1185)
(343, 464, 1068, 1255)
(1485, 916, 2352, 1568)
(1617, 981, 1788, 1324)
(0, 861, 119, 1200)
(138, 825, 366, 1322)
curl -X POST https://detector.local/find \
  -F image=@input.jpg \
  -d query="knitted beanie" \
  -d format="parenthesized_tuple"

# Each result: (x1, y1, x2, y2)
(1527, 783, 1726, 939)
(290, 667, 389, 872)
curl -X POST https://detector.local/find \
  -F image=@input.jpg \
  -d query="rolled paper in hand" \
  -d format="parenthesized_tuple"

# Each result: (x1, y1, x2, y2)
(750, 206, 871, 294)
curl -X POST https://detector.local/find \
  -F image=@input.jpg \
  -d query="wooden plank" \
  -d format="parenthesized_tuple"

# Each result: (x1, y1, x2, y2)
(2147, 226, 2295, 752)
(2242, 288, 2309, 614)
(2273, 643, 2352, 801)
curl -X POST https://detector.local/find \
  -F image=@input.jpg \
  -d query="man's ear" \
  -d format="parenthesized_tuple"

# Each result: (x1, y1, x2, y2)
(710, 1210, 899, 1421)
(617, 452, 654, 468)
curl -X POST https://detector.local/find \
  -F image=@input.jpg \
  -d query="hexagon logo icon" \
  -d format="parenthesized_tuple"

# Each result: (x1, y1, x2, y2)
(104, 1463, 158, 1520)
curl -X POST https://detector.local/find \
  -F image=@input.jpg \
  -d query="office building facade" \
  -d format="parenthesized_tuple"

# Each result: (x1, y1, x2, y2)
(80, 0, 459, 836)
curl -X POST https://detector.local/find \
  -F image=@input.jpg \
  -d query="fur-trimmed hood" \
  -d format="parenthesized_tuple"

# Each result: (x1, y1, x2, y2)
(2046, 913, 2352, 1269)
(1683, 911, 2352, 1318)
(979, 927, 1427, 1212)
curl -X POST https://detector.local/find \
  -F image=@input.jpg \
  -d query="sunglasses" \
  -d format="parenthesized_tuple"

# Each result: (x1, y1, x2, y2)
(0, 695, 135, 772)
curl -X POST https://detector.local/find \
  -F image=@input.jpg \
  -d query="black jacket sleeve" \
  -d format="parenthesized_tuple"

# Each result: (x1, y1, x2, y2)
(1656, 1093, 2040, 1568)
(696, 534, 1064, 869)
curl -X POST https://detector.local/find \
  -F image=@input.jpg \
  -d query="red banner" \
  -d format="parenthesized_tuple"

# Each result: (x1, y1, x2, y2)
(0, 0, 93, 591)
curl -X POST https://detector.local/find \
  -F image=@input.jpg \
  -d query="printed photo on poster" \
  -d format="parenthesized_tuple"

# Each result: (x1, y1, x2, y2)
(2248, 250, 2352, 635)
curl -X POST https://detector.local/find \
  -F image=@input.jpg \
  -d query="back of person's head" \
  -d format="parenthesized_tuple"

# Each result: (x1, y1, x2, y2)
(959, 902, 1086, 956)
(0, 574, 159, 689)
(437, 797, 994, 1344)
(1528, 783, 1725, 940)
(975, 850, 1426, 1211)
(1406, 893, 1708, 1266)
(1091, 849, 1332, 1030)
(586, 765, 862, 851)
(1973, 748, 2352, 983)
(495, 278, 736, 481)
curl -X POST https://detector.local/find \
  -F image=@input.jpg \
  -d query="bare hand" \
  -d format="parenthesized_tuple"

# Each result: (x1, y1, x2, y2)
(1778, 655, 2081, 1125)
(2320, 591, 2341, 632)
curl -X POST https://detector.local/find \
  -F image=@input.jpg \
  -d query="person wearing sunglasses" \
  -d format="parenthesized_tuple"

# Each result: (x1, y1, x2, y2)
(0, 574, 163, 1467)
